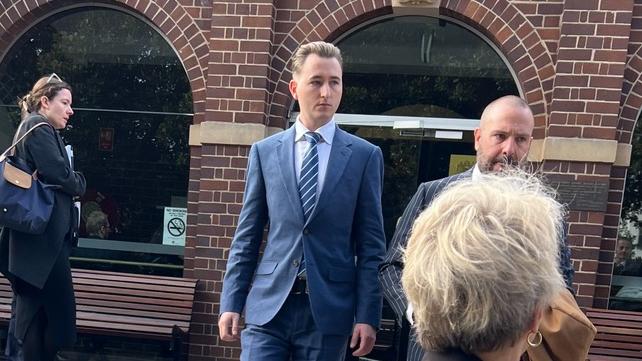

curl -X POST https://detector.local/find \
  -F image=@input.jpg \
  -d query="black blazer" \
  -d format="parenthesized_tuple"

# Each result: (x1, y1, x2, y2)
(379, 170, 471, 361)
(0, 113, 86, 288)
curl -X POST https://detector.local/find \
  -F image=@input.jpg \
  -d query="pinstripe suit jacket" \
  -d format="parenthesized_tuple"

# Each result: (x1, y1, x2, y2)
(378, 169, 472, 361)
(378, 167, 575, 361)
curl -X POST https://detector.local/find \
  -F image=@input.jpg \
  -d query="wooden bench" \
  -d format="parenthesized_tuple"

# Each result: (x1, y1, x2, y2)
(585, 307, 642, 360)
(0, 269, 198, 361)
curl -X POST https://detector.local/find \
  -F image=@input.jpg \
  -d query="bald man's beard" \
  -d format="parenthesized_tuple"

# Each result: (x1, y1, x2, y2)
(478, 154, 525, 173)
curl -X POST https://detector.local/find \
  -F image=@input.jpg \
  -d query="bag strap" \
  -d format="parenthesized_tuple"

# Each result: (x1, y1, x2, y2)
(0, 122, 51, 162)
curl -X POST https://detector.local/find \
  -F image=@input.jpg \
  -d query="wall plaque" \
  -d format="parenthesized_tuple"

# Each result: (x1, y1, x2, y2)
(550, 180, 610, 212)
(392, 0, 439, 16)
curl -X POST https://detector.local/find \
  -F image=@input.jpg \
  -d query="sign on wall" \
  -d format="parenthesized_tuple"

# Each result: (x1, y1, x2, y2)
(550, 180, 609, 212)
(449, 154, 476, 176)
(163, 207, 187, 246)
(99, 128, 114, 151)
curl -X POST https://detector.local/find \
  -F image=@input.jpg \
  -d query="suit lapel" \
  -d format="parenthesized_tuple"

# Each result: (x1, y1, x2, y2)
(306, 127, 352, 223)
(276, 127, 304, 222)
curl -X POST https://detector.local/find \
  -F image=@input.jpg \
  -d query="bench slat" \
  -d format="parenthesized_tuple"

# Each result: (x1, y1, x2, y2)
(73, 297, 193, 315)
(76, 311, 189, 331)
(589, 354, 640, 361)
(74, 284, 194, 301)
(591, 340, 642, 351)
(595, 325, 642, 336)
(77, 320, 172, 337)
(593, 332, 642, 344)
(73, 277, 195, 295)
(588, 347, 642, 358)
(77, 305, 192, 322)
(72, 270, 196, 287)
(74, 291, 194, 309)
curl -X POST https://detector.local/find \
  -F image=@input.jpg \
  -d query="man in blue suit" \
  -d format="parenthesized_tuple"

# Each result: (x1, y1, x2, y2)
(218, 41, 386, 361)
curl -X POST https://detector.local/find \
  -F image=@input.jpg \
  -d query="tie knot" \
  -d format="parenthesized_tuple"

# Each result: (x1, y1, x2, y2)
(304, 132, 321, 145)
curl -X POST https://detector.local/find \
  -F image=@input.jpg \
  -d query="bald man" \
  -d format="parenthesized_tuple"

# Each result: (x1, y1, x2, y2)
(378, 95, 574, 361)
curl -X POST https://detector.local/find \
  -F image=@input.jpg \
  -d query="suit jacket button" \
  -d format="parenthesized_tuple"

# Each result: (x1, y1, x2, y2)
(293, 260, 300, 267)
(303, 228, 310, 235)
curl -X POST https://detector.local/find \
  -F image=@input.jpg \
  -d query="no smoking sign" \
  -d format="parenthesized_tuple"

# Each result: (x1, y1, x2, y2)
(163, 207, 187, 246)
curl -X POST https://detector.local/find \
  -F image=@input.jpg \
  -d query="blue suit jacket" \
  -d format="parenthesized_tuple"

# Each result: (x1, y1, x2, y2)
(220, 125, 386, 336)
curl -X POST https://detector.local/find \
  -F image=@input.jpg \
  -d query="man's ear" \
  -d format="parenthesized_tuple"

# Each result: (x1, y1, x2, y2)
(473, 127, 481, 152)
(289, 79, 298, 100)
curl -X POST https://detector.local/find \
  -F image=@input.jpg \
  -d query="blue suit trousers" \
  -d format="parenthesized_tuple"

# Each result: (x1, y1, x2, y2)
(241, 293, 348, 361)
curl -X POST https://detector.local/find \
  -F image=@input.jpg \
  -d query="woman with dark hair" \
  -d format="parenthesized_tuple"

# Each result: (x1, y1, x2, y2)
(0, 74, 86, 360)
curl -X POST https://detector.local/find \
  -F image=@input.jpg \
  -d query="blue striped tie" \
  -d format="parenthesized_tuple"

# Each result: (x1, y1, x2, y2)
(299, 132, 321, 221)
(297, 132, 321, 279)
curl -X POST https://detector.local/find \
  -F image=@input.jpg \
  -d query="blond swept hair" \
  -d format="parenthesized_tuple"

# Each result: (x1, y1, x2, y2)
(290, 41, 342, 75)
(402, 171, 565, 354)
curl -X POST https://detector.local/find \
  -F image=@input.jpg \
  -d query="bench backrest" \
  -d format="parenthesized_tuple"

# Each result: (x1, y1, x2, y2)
(585, 307, 642, 360)
(0, 269, 198, 340)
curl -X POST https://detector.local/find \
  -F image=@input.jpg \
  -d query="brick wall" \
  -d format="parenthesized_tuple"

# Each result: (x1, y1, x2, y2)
(547, 0, 633, 307)
(2, 0, 642, 360)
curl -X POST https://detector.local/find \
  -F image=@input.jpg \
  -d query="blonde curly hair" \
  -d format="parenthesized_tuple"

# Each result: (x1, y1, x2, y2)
(402, 170, 565, 354)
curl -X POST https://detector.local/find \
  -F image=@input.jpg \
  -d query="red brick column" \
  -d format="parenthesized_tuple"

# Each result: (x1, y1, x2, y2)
(188, 1, 276, 360)
(546, 0, 633, 308)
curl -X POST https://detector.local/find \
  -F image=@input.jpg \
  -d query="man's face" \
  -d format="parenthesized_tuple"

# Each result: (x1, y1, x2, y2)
(615, 239, 633, 262)
(289, 54, 342, 130)
(474, 103, 534, 173)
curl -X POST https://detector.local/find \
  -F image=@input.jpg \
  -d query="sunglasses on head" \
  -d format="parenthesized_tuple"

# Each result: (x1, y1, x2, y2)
(46, 73, 61, 83)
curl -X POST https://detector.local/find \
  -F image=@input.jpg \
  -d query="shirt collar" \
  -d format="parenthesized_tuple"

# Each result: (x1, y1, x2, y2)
(472, 163, 482, 181)
(294, 117, 335, 145)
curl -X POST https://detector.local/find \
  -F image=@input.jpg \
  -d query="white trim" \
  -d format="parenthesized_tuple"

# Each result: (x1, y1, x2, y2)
(77, 238, 184, 255)
(289, 112, 478, 131)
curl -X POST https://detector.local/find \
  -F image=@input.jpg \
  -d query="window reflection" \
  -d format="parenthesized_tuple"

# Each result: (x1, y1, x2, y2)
(0, 7, 191, 275)
(610, 236, 642, 311)
(338, 16, 517, 118)
(334, 16, 518, 242)
(610, 115, 642, 310)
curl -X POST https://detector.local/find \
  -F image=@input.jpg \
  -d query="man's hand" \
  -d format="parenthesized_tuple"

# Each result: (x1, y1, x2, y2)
(350, 323, 377, 356)
(218, 312, 241, 342)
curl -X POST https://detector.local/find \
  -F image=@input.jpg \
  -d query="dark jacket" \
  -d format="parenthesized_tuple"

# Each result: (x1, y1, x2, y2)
(0, 113, 86, 288)
(614, 258, 642, 276)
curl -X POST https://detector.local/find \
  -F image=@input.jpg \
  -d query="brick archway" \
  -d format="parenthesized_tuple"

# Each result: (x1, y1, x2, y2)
(440, 0, 556, 135)
(618, 45, 642, 145)
(0, 0, 207, 121)
(267, 0, 556, 134)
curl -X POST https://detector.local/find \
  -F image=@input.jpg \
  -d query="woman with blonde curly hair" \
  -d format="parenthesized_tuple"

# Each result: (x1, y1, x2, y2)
(402, 172, 565, 361)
